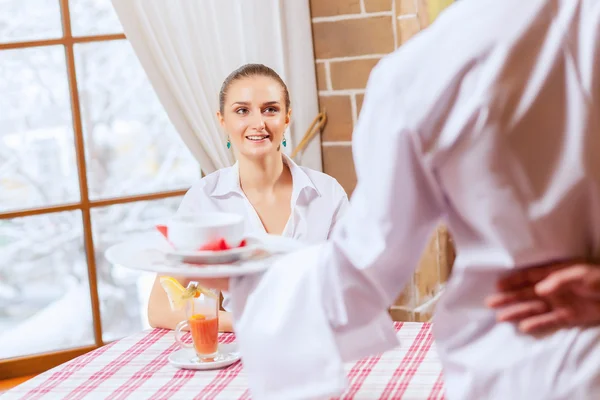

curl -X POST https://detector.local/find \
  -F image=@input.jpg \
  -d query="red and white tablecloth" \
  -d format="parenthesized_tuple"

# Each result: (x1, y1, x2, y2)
(2, 322, 445, 399)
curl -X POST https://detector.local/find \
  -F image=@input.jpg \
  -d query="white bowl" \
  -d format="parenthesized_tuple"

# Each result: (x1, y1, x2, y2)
(166, 212, 244, 251)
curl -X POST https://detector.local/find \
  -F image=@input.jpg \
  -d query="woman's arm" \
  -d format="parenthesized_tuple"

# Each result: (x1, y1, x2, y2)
(147, 275, 234, 332)
(219, 310, 234, 332)
(147, 275, 188, 330)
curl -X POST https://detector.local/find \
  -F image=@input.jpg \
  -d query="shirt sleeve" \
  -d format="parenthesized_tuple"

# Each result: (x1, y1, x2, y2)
(327, 184, 350, 239)
(229, 58, 445, 400)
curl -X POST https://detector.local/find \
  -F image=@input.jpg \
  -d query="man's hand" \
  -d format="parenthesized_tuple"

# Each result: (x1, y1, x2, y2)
(486, 263, 600, 334)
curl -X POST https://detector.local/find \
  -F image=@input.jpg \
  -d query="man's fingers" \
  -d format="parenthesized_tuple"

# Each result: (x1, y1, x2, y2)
(535, 265, 593, 295)
(497, 269, 545, 291)
(496, 260, 589, 291)
(495, 300, 549, 322)
(485, 287, 538, 308)
(517, 308, 572, 334)
(496, 264, 566, 291)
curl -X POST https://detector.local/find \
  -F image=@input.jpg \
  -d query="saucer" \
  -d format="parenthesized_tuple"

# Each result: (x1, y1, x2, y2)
(168, 342, 241, 370)
(165, 237, 262, 265)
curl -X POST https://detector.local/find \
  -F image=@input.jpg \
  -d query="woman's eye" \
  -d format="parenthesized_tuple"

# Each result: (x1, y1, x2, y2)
(235, 108, 248, 115)
(264, 107, 278, 114)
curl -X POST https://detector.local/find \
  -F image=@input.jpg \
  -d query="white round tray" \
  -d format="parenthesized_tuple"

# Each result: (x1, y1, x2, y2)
(105, 232, 303, 278)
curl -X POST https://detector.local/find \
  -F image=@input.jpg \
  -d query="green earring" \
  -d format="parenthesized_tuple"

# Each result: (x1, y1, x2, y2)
(282, 137, 287, 147)
(226, 139, 231, 149)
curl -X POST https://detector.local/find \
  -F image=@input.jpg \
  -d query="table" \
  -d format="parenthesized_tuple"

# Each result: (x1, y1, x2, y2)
(2, 322, 445, 399)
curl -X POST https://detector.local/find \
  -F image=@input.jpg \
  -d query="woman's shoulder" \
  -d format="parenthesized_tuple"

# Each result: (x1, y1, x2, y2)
(299, 166, 348, 201)
(183, 165, 237, 201)
(177, 165, 242, 215)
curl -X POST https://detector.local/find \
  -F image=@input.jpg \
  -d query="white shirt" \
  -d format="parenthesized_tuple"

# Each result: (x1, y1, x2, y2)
(229, 1, 600, 399)
(176, 154, 349, 311)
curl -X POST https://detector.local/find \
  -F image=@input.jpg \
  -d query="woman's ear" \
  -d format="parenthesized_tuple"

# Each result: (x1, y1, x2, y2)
(285, 108, 292, 127)
(216, 111, 225, 128)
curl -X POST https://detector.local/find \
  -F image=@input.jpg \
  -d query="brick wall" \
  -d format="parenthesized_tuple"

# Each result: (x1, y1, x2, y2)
(310, 0, 456, 321)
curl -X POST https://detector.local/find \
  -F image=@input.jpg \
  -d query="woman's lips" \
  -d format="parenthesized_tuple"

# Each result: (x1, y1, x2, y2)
(245, 134, 270, 142)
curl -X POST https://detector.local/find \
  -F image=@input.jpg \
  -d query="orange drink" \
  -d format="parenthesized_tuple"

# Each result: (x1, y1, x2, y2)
(174, 287, 220, 359)
(188, 314, 219, 356)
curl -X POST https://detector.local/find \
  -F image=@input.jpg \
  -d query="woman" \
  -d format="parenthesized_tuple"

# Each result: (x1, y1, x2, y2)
(147, 64, 349, 332)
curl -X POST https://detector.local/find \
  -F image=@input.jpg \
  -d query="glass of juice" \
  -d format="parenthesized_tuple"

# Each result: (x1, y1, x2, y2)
(174, 288, 220, 360)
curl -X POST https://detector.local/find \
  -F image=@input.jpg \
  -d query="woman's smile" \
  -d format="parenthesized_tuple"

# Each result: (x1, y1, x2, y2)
(245, 133, 270, 142)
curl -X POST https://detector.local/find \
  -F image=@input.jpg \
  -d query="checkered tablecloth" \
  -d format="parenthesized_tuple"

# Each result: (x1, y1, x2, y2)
(2, 322, 444, 399)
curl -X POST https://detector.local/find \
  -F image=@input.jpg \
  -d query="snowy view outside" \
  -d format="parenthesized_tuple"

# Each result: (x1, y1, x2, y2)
(0, 0, 200, 359)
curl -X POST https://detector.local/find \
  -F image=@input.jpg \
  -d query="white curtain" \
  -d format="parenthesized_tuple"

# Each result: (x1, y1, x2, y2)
(112, 0, 322, 174)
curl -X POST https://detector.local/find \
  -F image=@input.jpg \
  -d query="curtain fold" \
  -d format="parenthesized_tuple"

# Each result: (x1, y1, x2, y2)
(112, 0, 321, 174)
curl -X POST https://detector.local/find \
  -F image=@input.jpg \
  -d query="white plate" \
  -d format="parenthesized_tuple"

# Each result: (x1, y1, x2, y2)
(168, 342, 241, 370)
(165, 237, 263, 265)
(104, 232, 304, 278)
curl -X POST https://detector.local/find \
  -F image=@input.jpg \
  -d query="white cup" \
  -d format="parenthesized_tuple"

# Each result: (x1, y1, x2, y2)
(167, 212, 244, 251)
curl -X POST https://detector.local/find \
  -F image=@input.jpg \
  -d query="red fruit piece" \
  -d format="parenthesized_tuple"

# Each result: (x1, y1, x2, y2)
(238, 239, 247, 248)
(198, 238, 231, 252)
(218, 238, 230, 251)
(156, 225, 168, 239)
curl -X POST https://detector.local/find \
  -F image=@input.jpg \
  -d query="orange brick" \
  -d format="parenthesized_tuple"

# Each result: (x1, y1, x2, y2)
(364, 0, 392, 12)
(329, 58, 380, 90)
(310, 0, 361, 17)
(417, 0, 432, 28)
(319, 95, 354, 141)
(313, 16, 395, 59)
(396, 16, 421, 46)
(396, 0, 417, 15)
(315, 63, 328, 90)
(356, 93, 365, 116)
(322, 146, 357, 195)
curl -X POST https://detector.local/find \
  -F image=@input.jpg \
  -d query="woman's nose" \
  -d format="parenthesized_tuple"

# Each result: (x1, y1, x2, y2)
(251, 114, 266, 131)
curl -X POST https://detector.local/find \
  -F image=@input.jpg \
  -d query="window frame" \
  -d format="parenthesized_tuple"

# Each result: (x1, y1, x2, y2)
(0, 0, 189, 379)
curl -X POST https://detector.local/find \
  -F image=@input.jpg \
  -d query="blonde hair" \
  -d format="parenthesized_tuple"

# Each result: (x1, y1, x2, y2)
(219, 63, 290, 114)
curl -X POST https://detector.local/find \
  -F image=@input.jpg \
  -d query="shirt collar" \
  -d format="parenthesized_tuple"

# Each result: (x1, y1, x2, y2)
(285, 153, 321, 202)
(209, 154, 321, 201)
(210, 162, 243, 197)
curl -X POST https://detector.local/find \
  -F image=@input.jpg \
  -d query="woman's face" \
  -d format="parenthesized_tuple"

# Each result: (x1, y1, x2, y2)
(218, 75, 291, 160)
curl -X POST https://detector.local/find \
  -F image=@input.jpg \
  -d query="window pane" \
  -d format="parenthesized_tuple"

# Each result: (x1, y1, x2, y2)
(0, 211, 95, 359)
(0, 46, 80, 212)
(74, 41, 199, 200)
(69, 0, 123, 36)
(0, 0, 63, 43)
(92, 196, 183, 342)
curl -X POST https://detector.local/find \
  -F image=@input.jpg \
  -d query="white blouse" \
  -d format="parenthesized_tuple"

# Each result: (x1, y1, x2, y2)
(176, 154, 349, 311)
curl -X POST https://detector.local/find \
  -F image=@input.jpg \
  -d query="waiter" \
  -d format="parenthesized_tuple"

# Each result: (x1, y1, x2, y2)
(199, 0, 600, 398)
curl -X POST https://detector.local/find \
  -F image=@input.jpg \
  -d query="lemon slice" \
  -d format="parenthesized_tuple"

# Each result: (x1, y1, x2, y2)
(160, 277, 219, 311)
(160, 277, 192, 311)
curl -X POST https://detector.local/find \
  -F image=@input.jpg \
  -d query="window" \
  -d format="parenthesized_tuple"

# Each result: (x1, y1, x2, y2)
(0, 0, 199, 377)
